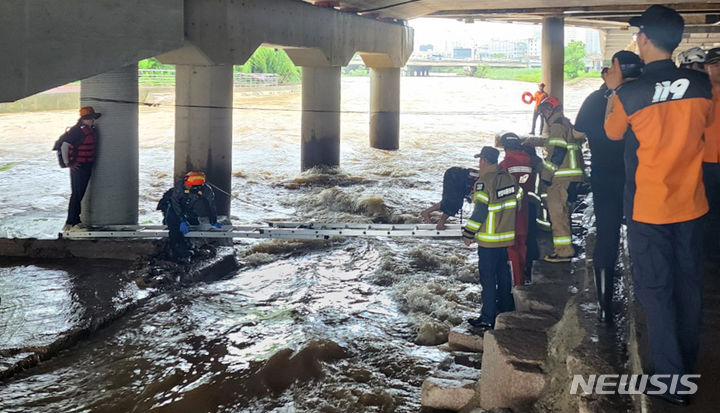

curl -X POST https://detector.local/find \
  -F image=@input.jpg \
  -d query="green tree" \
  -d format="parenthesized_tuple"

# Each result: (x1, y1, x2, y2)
(564, 41, 586, 79)
(138, 57, 173, 70)
(236, 48, 301, 83)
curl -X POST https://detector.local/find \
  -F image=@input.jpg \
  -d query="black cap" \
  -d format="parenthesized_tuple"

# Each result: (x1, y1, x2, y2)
(629, 5, 684, 53)
(706, 47, 720, 64)
(474, 146, 499, 164)
(500, 132, 523, 149)
(612, 50, 644, 78)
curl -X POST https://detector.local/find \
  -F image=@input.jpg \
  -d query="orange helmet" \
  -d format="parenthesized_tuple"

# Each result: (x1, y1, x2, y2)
(537, 96, 561, 113)
(184, 171, 206, 188)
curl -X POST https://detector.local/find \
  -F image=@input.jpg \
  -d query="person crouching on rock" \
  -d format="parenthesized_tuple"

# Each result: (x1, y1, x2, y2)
(421, 167, 479, 230)
(157, 171, 221, 263)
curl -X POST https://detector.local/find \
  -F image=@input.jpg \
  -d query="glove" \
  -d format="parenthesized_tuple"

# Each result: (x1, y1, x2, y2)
(179, 221, 189, 235)
(212, 222, 222, 229)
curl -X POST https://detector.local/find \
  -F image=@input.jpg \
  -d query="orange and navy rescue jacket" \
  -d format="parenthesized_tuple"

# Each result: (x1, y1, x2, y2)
(704, 87, 720, 164)
(605, 59, 712, 224)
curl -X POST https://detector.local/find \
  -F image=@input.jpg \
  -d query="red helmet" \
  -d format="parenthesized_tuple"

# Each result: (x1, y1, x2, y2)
(538, 96, 561, 113)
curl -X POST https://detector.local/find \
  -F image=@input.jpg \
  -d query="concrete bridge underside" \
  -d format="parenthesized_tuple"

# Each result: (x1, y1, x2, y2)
(1, 0, 412, 224)
(4, 0, 720, 227)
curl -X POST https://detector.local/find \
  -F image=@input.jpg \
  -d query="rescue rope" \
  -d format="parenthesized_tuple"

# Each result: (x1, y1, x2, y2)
(81, 97, 532, 116)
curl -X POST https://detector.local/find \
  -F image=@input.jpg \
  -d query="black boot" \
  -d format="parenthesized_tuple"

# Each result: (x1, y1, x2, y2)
(594, 267, 614, 323)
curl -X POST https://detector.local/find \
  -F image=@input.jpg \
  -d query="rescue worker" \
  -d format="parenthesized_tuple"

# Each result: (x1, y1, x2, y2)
(702, 47, 720, 257)
(575, 50, 643, 323)
(604, 5, 712, 406)
(463, 146, 520, 330)
(421, 167, 479, 230)
(530, 82, 548, 135)
(60, 106, 101, 231)
(157, 171, 221, 263)
(521, 143, 546, 283)
(499, 133, 533, 286)
(677, 46, 706, 72)
(538, 96, 584, 262)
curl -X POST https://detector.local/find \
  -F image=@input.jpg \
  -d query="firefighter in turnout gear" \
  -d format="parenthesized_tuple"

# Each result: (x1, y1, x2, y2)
(463, 146, 520, 331)
(538, 96, 584, 262)
(157, 171, 221, 263)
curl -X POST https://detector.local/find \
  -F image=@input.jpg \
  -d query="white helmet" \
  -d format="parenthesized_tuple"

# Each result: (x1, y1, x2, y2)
(678, 47, 706, 65)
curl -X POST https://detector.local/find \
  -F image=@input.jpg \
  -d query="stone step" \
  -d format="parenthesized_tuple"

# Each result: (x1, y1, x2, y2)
(479, 328, 548, 411)
(513, 283, 574, 315)
(531, 260, 572, 284)
(494, 311, 559, 332)
(448, 323, 486, 352)
(421, 363, 481, 411)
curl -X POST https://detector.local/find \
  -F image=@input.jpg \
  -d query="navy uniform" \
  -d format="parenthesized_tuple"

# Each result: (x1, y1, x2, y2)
(463, 147, 520, 329)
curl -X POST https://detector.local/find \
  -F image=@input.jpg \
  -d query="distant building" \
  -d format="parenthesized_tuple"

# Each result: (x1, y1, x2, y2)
(419, 44, 434, 52)
(527, 37, 540, 58)
(453, 47, 472, 59)
(489, 39, 527, 59)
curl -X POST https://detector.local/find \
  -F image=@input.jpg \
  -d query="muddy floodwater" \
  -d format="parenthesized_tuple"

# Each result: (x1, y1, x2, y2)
(0, 76, 601, 412)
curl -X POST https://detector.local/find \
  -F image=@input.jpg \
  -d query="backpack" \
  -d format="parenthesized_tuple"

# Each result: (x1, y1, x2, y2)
(51, 126, 74, 168)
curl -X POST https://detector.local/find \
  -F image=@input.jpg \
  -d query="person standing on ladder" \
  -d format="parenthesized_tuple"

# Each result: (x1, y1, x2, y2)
(538, 96, 585, 263)
(157, 171, 222, 263)
(60, 106, 102, 231)
(463, 146, 520, 331)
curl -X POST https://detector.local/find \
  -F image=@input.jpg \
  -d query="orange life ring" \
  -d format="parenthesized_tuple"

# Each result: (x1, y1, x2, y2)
(521, 91, 534, 105)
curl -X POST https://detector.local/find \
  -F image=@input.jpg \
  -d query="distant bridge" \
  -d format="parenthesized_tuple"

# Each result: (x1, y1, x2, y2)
(346, 56, 541, 75)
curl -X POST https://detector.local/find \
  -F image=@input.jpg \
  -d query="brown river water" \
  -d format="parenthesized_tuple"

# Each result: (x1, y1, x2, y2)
(0, 75, 601, 412)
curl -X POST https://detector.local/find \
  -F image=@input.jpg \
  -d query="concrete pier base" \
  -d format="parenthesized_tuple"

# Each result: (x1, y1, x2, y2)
(80, 64, 139, 226)
(301, 66, 341, 171)
(369, 67, 400, 150)
(174, 64, 233, 217)
(542, 17, 564, 102)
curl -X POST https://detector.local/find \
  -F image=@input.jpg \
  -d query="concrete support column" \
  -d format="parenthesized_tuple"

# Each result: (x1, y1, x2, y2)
(80, 64, 138, 226)
(542, 17, 565, 103)
(175, 64, 233, 217)
(370, 67, 400, 150)
(301, 66, 341, 171)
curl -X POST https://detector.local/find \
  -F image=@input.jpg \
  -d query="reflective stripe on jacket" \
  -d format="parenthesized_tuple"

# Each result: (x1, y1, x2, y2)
(462, 166, 519, 248)
(541, 112, 584, 182)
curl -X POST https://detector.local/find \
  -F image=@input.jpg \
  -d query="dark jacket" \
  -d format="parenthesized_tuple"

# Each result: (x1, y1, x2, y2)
(157, 181, 218, 224)
(575, 85, 624, 177)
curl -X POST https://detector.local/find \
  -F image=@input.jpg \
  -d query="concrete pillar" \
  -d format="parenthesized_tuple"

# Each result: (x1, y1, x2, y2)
(301, 66, 341, 171)
(370, 67, 400, 150)
(542, 17, 565, 103)
(80, 64, 138, 226)
(175, 64, 233, 217)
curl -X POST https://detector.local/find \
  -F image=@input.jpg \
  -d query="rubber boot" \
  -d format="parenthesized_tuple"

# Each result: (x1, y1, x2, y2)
(594, 267, 614, 323)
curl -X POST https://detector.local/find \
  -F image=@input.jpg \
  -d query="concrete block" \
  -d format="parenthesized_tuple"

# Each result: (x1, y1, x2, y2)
(494, 311, 559, 332)
(480, 329, 548, 410)
(421, 376, 476, 411)
(531, 259, 572, 284)
(448, 323, 485, 352)
(513, 283, 573, 314)
(421, 364, 481, 411)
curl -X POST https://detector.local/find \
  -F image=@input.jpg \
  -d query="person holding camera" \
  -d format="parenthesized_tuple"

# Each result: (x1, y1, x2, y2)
(575, 51, 643, 323)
